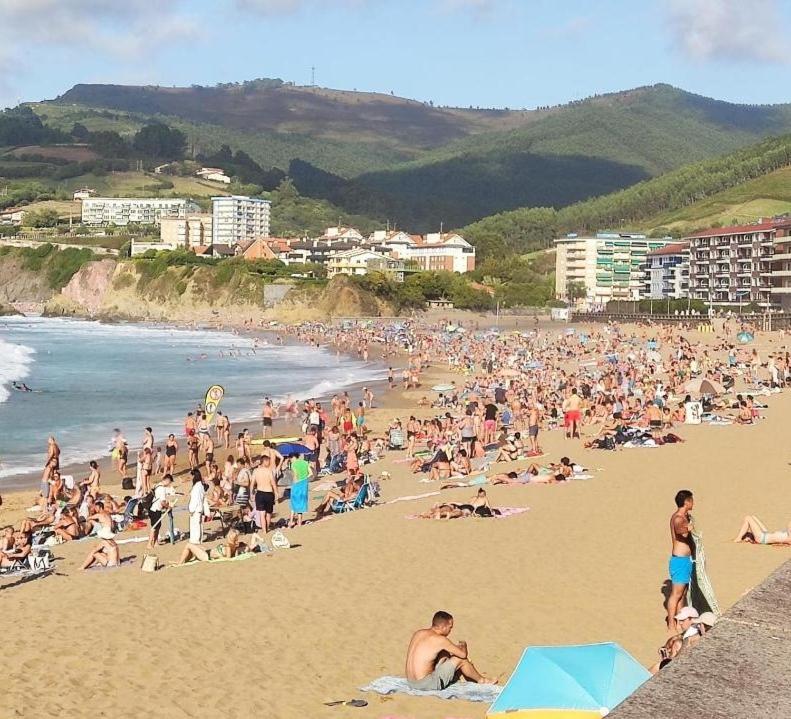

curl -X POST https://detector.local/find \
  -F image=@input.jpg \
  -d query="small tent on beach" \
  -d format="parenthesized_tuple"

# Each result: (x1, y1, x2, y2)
(487, 642, 650, 718)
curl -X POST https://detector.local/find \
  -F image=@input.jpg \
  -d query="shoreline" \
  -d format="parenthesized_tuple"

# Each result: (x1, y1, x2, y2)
(3, 313, 789, 719)
(0, 316, 391, 492)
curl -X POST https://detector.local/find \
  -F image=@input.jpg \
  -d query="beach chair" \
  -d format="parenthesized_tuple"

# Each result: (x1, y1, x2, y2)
(331, 483, 369, 514)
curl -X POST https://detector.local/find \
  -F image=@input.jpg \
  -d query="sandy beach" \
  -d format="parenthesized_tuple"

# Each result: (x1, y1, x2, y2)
(1, 318, 790, 719)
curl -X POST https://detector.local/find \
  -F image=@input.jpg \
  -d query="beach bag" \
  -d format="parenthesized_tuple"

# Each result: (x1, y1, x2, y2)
(141, 554, 159, 573)
(122, 477, 135, 490)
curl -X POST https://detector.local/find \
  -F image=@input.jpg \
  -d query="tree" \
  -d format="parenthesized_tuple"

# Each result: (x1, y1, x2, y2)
(91, 130, 129, 158)
(24, 208, 60, 228)
(132, 123, 186, 159)
(566, 281, 587, 302)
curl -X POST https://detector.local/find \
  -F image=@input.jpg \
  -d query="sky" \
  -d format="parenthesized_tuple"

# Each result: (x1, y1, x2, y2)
(1, 0, 790, 110)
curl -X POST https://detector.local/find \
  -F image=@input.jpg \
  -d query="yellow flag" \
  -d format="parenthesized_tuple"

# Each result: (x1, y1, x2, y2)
(203, 384, 225, 425)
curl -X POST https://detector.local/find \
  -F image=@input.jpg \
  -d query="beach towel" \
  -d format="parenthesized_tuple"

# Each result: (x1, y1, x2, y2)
(406, 507, 529, 520)
(360, 676, 501, 703)
(387, 491, 440, 504)
(691, 526, 721, 617)
(290, 479, 309, 514)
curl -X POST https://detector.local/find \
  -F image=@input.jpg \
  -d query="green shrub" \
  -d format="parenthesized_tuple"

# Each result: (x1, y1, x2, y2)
(112, 272, 136, 290)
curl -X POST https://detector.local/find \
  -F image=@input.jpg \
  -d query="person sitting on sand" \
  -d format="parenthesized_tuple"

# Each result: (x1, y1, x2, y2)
(405, 611, 496, 691)
(429, 450, 452, 482)
(736, 401, 754, 425)
(0, 532, 32, 568)
(495, 433, 523, 462)
(81, 502, 120, 570)
(174, 529, 253, 565)
(733, 515, 791, 545)
(54, 506, 84, 542)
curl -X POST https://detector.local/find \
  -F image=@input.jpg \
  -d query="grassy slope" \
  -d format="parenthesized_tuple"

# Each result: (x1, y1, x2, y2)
(643, 166, 791, 233)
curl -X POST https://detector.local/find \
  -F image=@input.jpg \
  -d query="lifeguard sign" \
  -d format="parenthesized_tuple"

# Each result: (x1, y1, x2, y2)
(550, 307, 570, 322)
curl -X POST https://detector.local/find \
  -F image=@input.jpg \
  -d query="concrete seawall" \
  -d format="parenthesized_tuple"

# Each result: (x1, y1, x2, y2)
(613, 559, 791, 718)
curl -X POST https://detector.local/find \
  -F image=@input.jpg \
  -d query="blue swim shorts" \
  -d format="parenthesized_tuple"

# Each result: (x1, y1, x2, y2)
(669, 555, 693, 585)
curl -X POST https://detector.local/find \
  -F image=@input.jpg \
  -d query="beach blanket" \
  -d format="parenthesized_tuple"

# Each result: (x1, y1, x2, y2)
(360, 676, 501, 703)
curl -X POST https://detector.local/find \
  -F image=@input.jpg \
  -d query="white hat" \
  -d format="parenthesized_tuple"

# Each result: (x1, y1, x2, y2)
(675, 607, 699, 621)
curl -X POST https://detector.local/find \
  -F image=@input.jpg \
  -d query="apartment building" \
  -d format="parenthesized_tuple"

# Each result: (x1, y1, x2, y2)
(373, 230, 475, 273)
(81, 197, 188, 226)
(554, 233, 675, 306)
(686, 221, 790, 308)
(160, 214, 213, 249)
(644, 242, 689, 300)
(211, 195, 270, 246)
(768, 222, 791, 310)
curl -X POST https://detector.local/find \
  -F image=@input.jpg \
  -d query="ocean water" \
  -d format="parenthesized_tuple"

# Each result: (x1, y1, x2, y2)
(0, 316, 385, 480)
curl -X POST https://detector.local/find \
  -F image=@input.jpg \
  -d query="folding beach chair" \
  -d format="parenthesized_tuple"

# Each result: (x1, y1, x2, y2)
(388, 428, 406, 450)
(331, 483, 369, 514)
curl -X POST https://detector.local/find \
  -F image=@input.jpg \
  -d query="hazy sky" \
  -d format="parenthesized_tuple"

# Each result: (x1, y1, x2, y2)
(1, 0, 789, 109)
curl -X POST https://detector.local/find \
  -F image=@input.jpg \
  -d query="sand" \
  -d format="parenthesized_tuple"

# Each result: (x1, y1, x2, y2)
(1, 321, 790, 719)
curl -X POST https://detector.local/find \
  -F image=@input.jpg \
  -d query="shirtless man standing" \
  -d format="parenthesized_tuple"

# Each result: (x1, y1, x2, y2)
(527, 404, 541, 454)
(250, 455, 279, 533)
(114, 430, 128, 479)
(261, 401, 274, 439)
(562, 388, 582, 439)
(667, 490, 695, 632)
(405, 611, 494, 691)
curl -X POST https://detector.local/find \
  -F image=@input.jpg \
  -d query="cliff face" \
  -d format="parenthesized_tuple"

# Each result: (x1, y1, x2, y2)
(39, 259, 392, 323)
(0, 255, 55, 305)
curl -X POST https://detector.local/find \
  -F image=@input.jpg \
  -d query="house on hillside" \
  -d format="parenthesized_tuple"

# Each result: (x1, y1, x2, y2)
(326, 248, 406, 282)
(374, 230, 476, 273)
(197, 167, 231, 184)
(72, 187, 96, 200)
(240, 237, 293, 261)
(0, 209, 26, 226)
(320, 226, 364, 243)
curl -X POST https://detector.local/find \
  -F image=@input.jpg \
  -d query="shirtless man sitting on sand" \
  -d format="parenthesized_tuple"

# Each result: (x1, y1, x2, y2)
(405, 611, 495, 691)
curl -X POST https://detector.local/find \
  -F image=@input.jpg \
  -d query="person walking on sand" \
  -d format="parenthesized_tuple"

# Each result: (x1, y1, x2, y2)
(188, 470, 207, 545)
(405, 611, 496, 691)
(562, 388, 582, 439)
(667, 490, 695, 632)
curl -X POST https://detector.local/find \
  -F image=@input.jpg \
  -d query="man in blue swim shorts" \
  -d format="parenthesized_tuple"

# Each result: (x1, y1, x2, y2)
(667, 489, 695, 632)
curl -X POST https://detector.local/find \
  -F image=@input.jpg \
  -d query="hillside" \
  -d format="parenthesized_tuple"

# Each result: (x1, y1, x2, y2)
(26, 80, 791, 231)
(641, 165, 791, 234)
(461, 133, 791, 257)
(354, 85, 791, 227)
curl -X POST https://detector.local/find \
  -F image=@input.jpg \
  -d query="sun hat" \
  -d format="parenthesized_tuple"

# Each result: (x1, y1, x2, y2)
(675, 607, 699, 621)
(692, 611, 718, 627)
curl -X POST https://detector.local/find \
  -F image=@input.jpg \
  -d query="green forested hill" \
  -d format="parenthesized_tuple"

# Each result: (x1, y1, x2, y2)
(460, 134, 791, 258)
(23, 81, 791, 231)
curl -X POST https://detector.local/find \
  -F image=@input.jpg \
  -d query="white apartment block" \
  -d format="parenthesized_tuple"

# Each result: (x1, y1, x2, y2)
(555, 233, 675, 307)
(160, 214, 213, 249)
(326, 248, 405, 282)
(644, 243, 690, 300)
(372, 230, 476, 273)
(211, 195, 270, 246)
(81, 197, 188, 226)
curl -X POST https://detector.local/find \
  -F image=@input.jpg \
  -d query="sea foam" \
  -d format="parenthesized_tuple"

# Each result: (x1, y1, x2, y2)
(0, 338, 35, 403)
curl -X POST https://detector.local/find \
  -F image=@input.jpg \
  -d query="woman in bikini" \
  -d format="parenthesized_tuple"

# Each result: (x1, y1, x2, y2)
(733, 515, 791, 545)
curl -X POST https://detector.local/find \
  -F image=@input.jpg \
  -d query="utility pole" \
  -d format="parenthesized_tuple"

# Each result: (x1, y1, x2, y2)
(311, 66, 316, 88)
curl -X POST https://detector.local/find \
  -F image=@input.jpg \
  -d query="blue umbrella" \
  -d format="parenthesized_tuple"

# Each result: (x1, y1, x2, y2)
(488, 642, 650, 718)
(737, 331, 754, 344)
(274, 442, 311, 457)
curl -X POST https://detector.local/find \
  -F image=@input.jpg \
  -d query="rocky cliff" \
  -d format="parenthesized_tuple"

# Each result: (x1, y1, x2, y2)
(38, 258, 391, 323)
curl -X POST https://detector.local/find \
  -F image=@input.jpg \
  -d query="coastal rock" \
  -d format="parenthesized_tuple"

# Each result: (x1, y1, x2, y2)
(60, 258, 117, 315)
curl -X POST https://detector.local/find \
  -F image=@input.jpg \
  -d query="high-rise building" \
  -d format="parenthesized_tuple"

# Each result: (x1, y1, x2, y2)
(686, 221, 791, 308)
(160, 214, 213, 249)
(554, 233, 675, 307)
(211, 195, 270, 246)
